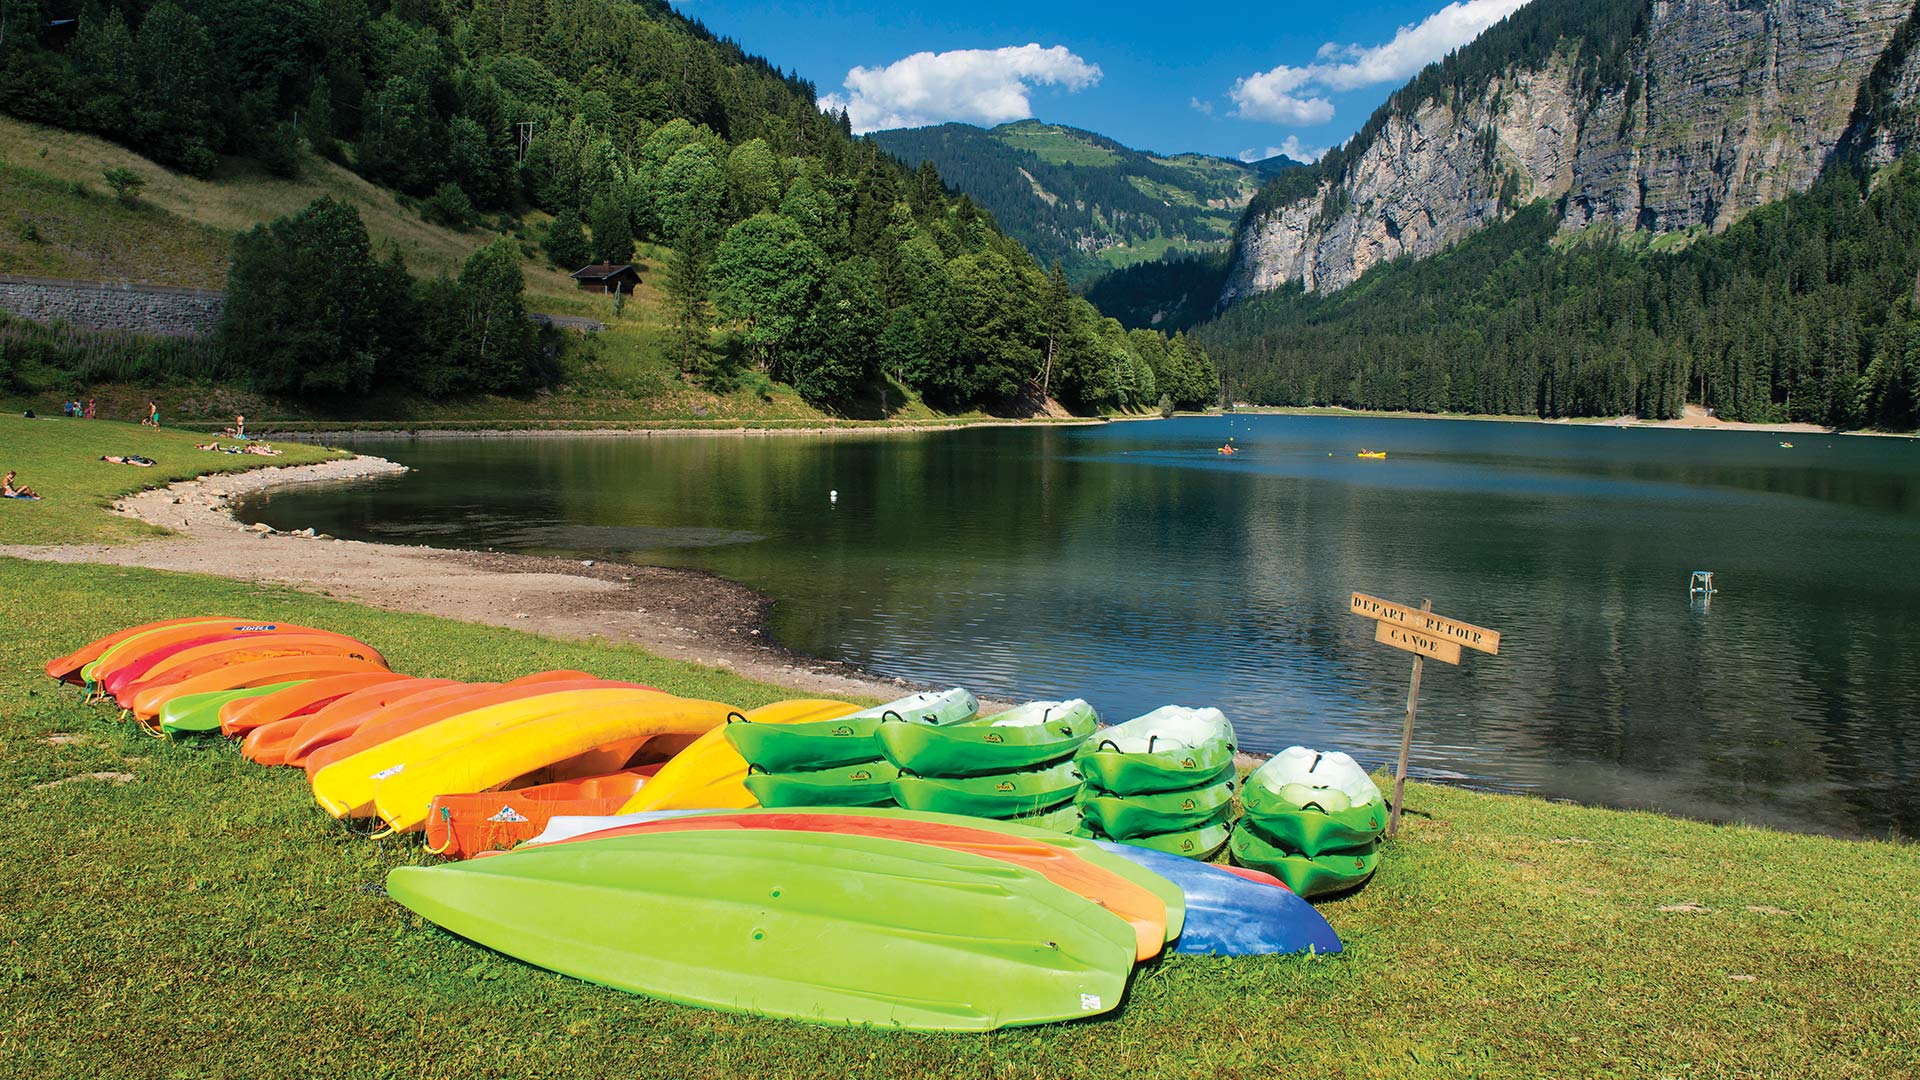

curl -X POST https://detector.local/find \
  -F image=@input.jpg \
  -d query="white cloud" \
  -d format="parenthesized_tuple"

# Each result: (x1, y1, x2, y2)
(1239, 137, 1329, 164)
(818, 44, 1102, 134)
(1227, 0, 1528, 125)
(1189, 96, 1214, 116)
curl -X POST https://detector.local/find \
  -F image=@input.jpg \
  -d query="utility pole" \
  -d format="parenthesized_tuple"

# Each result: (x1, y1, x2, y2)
(516, 120, 536, 163)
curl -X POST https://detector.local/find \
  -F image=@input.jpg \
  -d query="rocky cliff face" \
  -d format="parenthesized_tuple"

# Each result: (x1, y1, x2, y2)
(1224, 0, 1915, 303)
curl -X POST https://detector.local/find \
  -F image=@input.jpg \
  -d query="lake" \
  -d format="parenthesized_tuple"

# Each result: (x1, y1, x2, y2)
(244, 416, 1920, 838)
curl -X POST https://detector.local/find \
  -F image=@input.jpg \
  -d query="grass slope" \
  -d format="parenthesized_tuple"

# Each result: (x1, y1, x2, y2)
(0, 415, 339, 545)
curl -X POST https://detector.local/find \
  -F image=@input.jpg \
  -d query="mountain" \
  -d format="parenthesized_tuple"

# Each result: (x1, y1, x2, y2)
(1221, 0, 1917, 301)
(1195, 0, 1920, 432)
(869, 120, 1296, 282)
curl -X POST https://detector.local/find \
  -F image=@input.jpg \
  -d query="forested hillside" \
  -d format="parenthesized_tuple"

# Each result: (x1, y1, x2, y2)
(0, 0, 1216, 415)
(1196, 162, 1920, 431)
(871, 120, 1286, 283)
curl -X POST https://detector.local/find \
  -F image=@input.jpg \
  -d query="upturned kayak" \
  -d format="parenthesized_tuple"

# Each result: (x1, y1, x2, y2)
(1092, 841, 1342, 957)
(1080, 819, 1232, 860)
(616, 699, 862, 813)
(876, 699, 1097, 777)
(242, 679, 467, 766)
(1075, 776, 1236, 840)
(743, 760, 900, 808)
(130, 655, 387, 722)
(1230, 826, 1380, 898)
(218, 671, 416, 737)
(157, 680, 309, 734)
(387, 829, 1136, 1032)
(724, 687, 978, 772)
(1240, 746, 1387, 855)
(891, 759, 1085, 819)
(1074, 706, 1237, 795)
(48, 617, 232, 684)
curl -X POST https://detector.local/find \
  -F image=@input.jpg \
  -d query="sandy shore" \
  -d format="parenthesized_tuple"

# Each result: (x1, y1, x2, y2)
(265, 418, 1106, 441)
(0, 456, 921, 701)
(1237, 403, 1913, 437)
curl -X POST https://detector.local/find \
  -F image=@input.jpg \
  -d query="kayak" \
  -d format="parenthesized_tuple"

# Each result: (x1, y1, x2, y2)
(387, 829, 1136, 1032)
(312, 687, 668, 820)
(112, 632, 383, 705)
(129, 655, 388, 722)
(1075, 776, 1236, 840)
(1230, 826, 1380, 898)
(877, 699, 1097, 777)
(370, 695, 742, 833)
(743, 760, 900, 808)
(525, 805, 1186, 943)
(1006, 802, 1084, 833)
(425, 767, 661, 858)
(724, 687, 978, 772)
(284, 680, 486, 769)
(1091, 841, 1342, 957)
(242, 679, 467, 766)
(1080, 819, 1232, 860)
(87, 621, 340, 693)
(616, 699, 862, 813)
(1074, 706, 1237, 795)
(218, 671, 416, 737)
(1240, 746, 1387, 855)
(157, 680, 309, 735)
(536, 808, 1170, 962)
(891, 760, 1085, 819)
(47, 617, 232, 684)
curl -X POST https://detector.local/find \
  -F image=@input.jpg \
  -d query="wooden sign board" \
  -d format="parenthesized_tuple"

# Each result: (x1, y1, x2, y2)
(1350, 592, 1500, 655)
(1374, 619, 1463, 665)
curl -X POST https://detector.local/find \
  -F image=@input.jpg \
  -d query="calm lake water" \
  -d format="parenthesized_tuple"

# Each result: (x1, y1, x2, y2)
(245, 416, 1920, 838)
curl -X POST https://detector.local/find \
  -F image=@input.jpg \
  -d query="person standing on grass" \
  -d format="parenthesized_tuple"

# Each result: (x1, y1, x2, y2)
(145, 400, 160, 427)
(85, 398, 95, 419)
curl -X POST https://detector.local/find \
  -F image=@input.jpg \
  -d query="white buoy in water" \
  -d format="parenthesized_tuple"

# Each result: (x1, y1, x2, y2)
(829, 489, 838, 504)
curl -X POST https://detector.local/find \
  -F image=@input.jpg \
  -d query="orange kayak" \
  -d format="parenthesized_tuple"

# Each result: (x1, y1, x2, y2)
(548, 811, 1171, 962)
(98, 630, 284, 698)
(301, 679, 652, 781)
(47, 617, 232, 684)
(90, 621, 336, 688)
(424, 767, 662, 858)
(219, 671, 416, 737)
(246, 679, 470, 766)
(117, 635, 384, 707)
(131, 655, 388, 722)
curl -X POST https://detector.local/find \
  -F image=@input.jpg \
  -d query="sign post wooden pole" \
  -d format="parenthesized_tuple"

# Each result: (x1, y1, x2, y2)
(1388, 599, 1432, 837)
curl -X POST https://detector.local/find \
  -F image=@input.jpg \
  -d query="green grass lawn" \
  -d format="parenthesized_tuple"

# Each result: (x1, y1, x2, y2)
(0, 422, 1915, 1078)
(0, 415, 340, 545)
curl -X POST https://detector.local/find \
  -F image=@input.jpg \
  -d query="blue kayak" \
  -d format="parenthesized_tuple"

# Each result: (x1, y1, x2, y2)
(1094, 841, 1343, 957)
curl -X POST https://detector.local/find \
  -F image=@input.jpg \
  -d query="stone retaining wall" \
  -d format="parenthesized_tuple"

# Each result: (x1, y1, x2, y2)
(0, 275, 226, 337)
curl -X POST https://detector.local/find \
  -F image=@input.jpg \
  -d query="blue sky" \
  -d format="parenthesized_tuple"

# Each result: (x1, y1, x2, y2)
(672, 1, 1529, 162)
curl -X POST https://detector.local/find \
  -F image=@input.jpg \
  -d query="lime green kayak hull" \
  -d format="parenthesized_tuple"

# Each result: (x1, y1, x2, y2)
(743, 761, 900, 808)
(1242, 783, 1386, 856)
(876, 700, 1097, 777)
(1230, 827, 1380, 898)
(1075, 777, 1236, 840)
(387, 829, 1136, 1032)
(891, 760, 1084, 819)
(158, 680, 309, 734)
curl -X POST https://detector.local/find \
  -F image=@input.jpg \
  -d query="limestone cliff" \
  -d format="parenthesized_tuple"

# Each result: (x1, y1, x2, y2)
(1223, 0, 1916, 303)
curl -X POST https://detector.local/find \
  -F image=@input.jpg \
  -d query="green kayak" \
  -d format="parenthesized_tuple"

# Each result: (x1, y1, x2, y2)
(157, 680, 309, 735)
(1240, 746, 1386, 855)
(891, 760, 1085, 819)
(725, 687, 977, 772)
(1004, 802, 1084, 834)
(1075, 776, 1236, 840)
(1075, 706, 1237, 795)
(876, 699, 1098, 777)
(387, 828, 1137, 1032)
(1230, 826, 1380, 898)
(744, 761, 900, 808)
(1078, 819, 1232, 860)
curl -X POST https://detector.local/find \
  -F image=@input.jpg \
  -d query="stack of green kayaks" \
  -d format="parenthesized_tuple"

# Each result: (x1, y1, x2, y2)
(1072, 706, 1237, 859)
(727, 688, 977, 808)
(883, 699, 1097, 831)
(1230, 746, 1386, 897)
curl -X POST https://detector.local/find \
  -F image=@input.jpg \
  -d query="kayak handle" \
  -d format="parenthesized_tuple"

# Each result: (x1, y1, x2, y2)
(1096, 738, 1120, 753)
(745, 764, 768, 775)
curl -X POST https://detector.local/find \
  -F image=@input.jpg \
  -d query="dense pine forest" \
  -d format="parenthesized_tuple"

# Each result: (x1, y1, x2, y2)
(0, 0, 1217, 414)
(1196, 162, 1920, 430)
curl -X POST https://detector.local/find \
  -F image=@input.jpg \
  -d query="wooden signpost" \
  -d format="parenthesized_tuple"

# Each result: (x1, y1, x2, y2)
(1349, 592, 1502, 836)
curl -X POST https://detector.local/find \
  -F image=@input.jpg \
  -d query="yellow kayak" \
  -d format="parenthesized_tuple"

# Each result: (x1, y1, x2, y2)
(372, 695, 744, 833)
(1357, 450, 1387, 459)
(615, 699, 862, 813)
(312, 687, 668, 819)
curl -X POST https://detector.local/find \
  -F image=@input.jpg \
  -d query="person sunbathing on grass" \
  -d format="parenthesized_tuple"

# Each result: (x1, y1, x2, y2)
(3, 471, 40, 499)
(242, 443, 281, 456)
(101, 454, 155, 467)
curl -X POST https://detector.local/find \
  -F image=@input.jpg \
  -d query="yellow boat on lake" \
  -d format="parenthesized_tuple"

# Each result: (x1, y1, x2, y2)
(1357, 450, 1387, 459)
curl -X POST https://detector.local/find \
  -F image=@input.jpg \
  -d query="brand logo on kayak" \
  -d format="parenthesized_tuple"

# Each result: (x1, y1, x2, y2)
(487, 806, 530, 823)
(831, 725, 855, 737)
(848, 769, 872, 782)
(1079, 993, 1103, 1012)
(1180, 798, 1196, 811)
(371, 763, 405, 780)
(1181, 756, 1198, 769)
(995, 780, 1015, 792)
(1179, 839, 1195, 852)
(984, 732, 1004, 744)
(233, 624, 278, 632)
